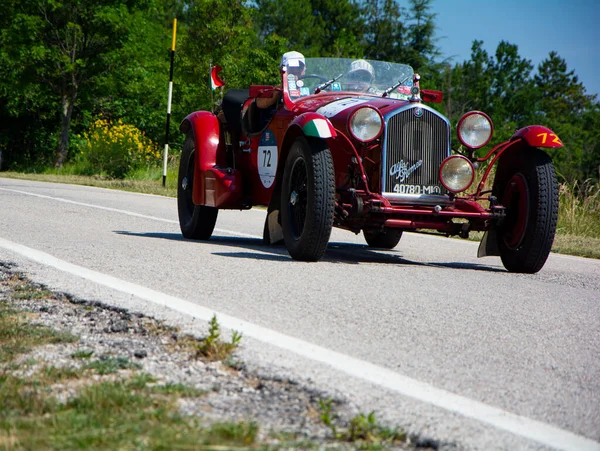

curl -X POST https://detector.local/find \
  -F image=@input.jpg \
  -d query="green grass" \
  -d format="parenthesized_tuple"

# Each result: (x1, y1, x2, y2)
(557, 180, 600, 238)
(551, 234, 600, 259)
(0, 165, 179, 197)
(318, 398, 407, 449)
(0, 275, 301, 450)
(1, 269, 419, 450)
(83, 356, 142, 375)
(71, 350, 94, 360)
(0, 301, 78, 364)
(0, 376, 259, 450)
(0, 283, 261, 450)
(194, 314, 243, 362)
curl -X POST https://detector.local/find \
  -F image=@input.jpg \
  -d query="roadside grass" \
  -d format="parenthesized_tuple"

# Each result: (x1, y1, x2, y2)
(550, 234, 600, 260)
(194, 314, 243, 362)
(319, 398, 409, 449)
(0, 276, 263, 450)
(0, 276, 78, 363)
(0, 373, 259, 450)
(1, 266, 423, 450)
(0, 164, 178, 198)
(557, 180, 600, 238)
(83, 355, 142, 375)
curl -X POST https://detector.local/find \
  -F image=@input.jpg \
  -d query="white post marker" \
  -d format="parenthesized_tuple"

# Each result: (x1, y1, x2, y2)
(162, 18, 177, 187)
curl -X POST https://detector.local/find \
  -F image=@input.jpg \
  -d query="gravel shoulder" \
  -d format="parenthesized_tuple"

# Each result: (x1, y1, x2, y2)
(0, 261, 444, 450)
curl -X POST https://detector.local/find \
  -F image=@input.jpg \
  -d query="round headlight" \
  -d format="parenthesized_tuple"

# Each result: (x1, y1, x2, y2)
(457, 112, 493, 148)
(439, 155, 475, 193)
(349, 107, 383, 142)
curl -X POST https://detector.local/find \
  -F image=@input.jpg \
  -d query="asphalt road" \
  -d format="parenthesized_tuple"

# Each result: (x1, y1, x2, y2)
(1, 177, 599, 451)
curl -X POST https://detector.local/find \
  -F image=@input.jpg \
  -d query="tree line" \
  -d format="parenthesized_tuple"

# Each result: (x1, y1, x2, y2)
(1, 0, 598, 183)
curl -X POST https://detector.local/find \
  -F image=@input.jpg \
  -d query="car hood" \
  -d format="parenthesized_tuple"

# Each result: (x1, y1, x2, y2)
(291, 93, 410, 120)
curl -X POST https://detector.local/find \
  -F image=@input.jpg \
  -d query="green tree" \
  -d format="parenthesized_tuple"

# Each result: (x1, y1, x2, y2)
(534, 51, 598, 181)
(362, 0, 439, 73)
(441, 40, 494, 123)
(0, 0, 156, 168)
(361, 0, 406, 62)
(488, 41, 536, 142)
(402, 0, 440, 72)
(176, 0, 288, 119)
(580, 106, 600, 183)
(251, 0, 365, 57)
(90, 5, 172, 145)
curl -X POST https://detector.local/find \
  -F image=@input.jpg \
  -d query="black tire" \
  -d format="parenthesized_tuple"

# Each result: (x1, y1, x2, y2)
(363, 228, 403, 249)
(281, 136, 335, 261)
(493, 148, 558, 273)
(177, 133, 218, 239)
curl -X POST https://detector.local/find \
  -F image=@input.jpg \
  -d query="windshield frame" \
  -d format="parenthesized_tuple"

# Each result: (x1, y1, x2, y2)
(281, 57, 414, 108)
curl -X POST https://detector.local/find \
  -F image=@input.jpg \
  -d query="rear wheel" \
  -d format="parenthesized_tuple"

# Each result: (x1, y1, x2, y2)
(177, 133, 218, 239)
(281, 136, 335, 261)
(493, 148, 558, 273)
(363, 228, 403, 249)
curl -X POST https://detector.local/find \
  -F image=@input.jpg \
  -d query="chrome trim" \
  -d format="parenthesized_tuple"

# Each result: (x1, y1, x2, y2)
(381, 104, 451, 202)
(382, 192, 453, 205)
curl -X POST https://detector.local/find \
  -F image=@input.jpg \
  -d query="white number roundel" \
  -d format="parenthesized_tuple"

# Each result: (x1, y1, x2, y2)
(258, 129, 277, 188)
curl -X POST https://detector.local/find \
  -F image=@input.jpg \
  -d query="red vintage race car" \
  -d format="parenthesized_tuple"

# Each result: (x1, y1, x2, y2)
(178, 57, 561, 273)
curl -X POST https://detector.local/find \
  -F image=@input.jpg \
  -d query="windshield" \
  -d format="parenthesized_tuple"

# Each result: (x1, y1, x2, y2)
(284, 57, 414, 101)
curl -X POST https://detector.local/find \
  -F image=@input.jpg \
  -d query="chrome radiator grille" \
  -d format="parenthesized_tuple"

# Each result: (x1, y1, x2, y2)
(383, 107, 450, 197)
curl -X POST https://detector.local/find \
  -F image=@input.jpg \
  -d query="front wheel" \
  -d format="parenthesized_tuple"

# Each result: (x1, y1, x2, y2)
(363, 228, 403, 249)
(493, 148, 558, 273)
(177, 133, 218, 239)
(281, 136, 335, 261)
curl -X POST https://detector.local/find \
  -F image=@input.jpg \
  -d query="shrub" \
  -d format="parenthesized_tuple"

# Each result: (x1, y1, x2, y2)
(75, 118, 160, 178)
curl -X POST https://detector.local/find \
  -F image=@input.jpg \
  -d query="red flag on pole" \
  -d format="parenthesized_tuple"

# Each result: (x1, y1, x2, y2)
(210, 65, 225, 90)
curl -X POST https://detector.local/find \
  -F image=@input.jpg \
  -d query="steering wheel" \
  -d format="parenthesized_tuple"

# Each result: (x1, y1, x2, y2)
(298, 74, 329, 83)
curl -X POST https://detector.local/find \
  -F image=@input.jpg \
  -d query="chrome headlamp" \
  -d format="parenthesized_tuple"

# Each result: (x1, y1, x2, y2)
(439, 155, 475, 193)
(349, 107, 383, 142)
(457, 111, 493, 148)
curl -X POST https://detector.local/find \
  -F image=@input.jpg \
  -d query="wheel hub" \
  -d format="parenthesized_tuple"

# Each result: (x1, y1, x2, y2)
(290, 190, 299, 206)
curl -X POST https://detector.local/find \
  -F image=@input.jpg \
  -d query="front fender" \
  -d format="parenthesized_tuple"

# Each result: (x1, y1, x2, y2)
(511, 125, 563, 148)
(291, 112, 337, 139)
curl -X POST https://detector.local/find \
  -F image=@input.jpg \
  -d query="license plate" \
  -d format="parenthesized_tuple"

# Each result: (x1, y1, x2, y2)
(392, 184, 442, 195)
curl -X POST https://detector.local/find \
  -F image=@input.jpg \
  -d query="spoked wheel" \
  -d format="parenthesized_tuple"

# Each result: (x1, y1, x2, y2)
(363, 228, 403, 249)
(281, 136, 335, 261)
(177, 133, 218, 239)
(493, 148, 558, 273)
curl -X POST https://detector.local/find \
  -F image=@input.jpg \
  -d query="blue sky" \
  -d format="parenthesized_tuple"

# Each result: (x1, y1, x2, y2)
(432, 0, 599, 97)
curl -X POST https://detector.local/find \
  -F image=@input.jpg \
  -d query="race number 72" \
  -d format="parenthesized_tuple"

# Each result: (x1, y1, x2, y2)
(536, 133, 562, 145)
(262, 149, 272, 167)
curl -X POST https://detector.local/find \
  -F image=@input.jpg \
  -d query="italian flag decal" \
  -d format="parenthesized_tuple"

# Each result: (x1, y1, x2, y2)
(302, 119, 333, 138)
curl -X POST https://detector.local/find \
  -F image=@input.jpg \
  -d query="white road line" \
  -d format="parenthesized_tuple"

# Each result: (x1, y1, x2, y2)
(2, 186, 598, 265)
(0, 187, 262, 240)
(0, 237, 598, 451)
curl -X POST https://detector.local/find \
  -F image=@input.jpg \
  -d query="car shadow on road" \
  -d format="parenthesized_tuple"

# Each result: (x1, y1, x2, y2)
(114, 231, 504, 272)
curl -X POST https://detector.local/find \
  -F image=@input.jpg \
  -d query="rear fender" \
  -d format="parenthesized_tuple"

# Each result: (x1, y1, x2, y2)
(179, 111, 221, 172)
(179, 111, 242, 208)
(511, 125, 563, 148)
